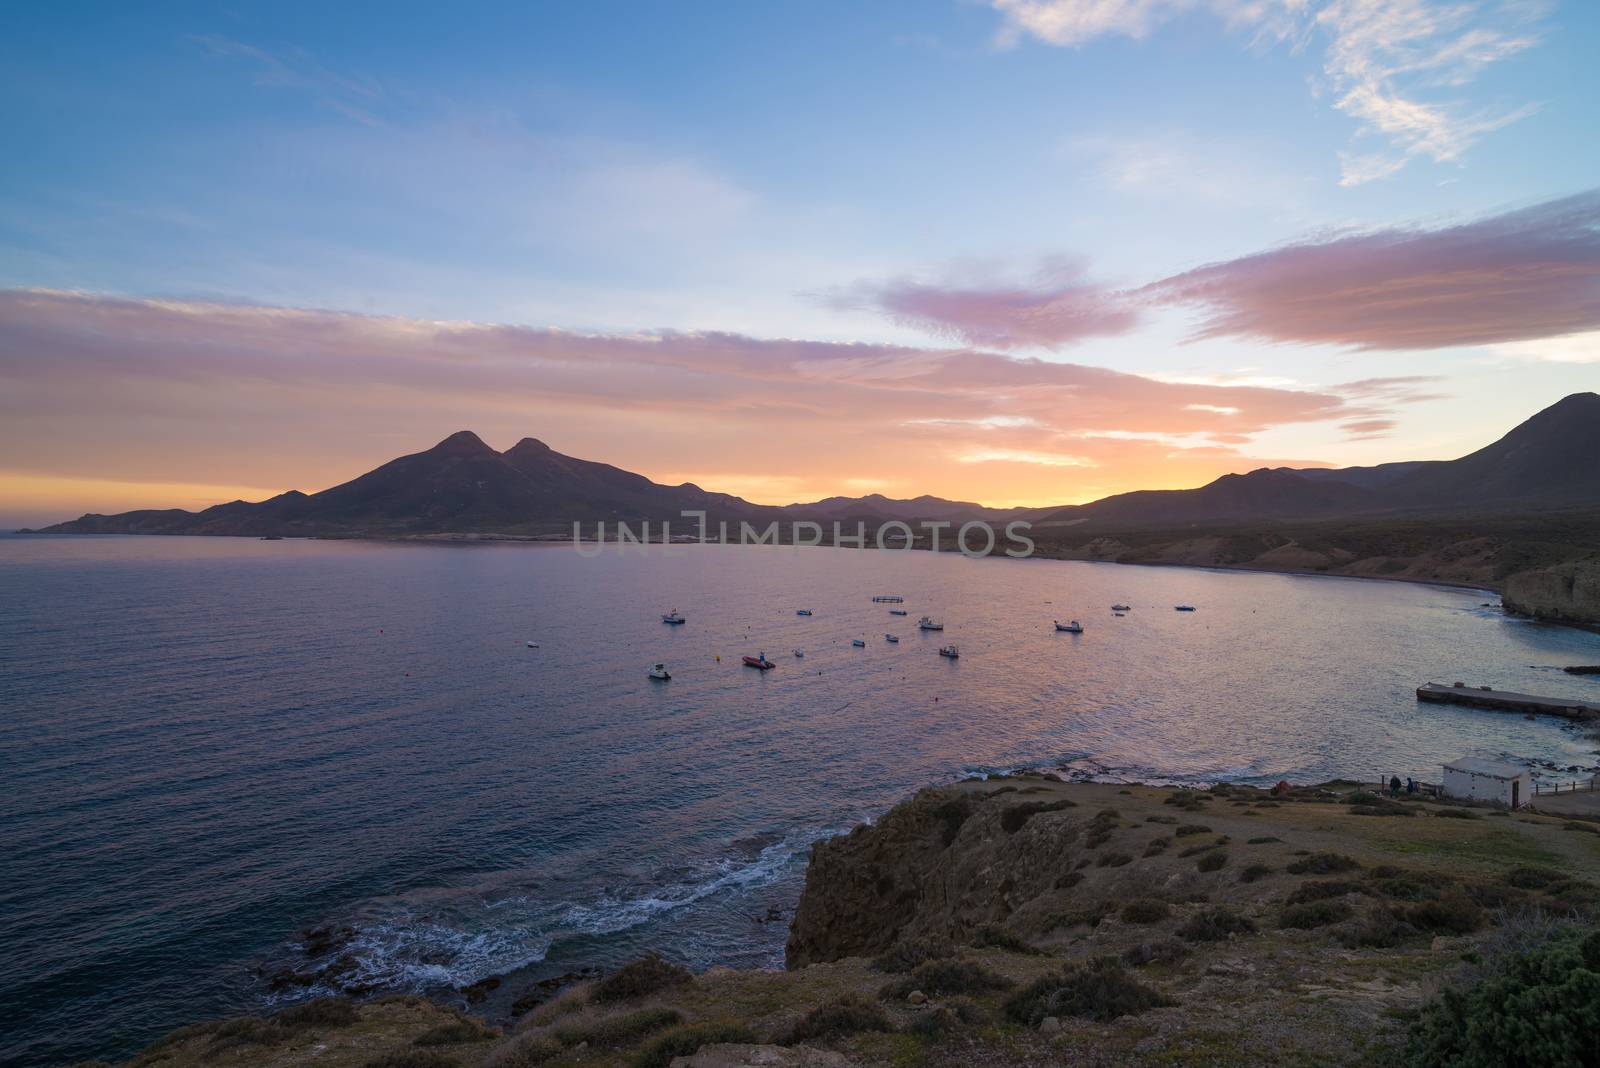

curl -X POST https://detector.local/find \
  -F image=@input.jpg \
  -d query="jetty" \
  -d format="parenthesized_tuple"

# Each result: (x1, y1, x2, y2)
(1416, 682, 1600, 721)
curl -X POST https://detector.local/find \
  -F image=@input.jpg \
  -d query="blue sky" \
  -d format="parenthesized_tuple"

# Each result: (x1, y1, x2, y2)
(1, 1, 1598, 524)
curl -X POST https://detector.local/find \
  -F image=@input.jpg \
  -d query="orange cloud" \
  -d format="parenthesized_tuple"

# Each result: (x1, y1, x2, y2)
(0, 289, 1358, 520)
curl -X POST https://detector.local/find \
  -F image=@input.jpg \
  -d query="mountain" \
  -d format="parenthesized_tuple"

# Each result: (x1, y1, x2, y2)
(32, 393, 1600, 538)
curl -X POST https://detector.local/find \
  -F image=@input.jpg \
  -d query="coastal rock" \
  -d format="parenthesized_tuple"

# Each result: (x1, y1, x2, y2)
(669, 1043, 852, 1067)
(1505, 560, 1600, 628)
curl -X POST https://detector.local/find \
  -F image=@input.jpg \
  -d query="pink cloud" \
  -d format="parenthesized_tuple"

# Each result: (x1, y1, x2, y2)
(1141, 190, 1600, 350)
(830, 260, 1137, 350)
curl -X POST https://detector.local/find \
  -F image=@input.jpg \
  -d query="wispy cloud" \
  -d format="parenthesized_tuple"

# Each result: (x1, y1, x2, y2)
(1141, 189, 1600, 349)
(189, 34, 390, 126)
(825, 258, 1137, 350)
(986, 0, 1549, 182)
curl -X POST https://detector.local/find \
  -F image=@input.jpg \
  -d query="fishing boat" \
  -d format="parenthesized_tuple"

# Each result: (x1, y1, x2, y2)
(661, 610, 686, 624)
(796, 609, 813, 616)
(648, 663, 671, 680)
(851, 638, 866, 647)
(1111, 604, 1131, 612)
(1054, 620, 1084, 633)
(889, 608, 908, 616)
(885, 633, 899, 643)
(793, 649, 804, 658)
(917, 616, 943, 631)
(872, 595, 905, 603)
(1174, 605, 1197, 612)
(938, 644, 960, 659)
(743, 653, 775, 670)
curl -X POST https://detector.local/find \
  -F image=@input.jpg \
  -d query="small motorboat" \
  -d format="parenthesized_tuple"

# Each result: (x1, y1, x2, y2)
(889, 608, 908, 616)
(1111, 604, 1131, 612)
(851, 638, 866, 647)
(743, 654, 775, 670)
(526, 640, 541, 648)
(885, 633, 899, 643)
(793, 649, 804, 658)
(796, 609, 813, 616)
(661, 610, 686, 624)
(648, 663, 671, 680)
(1114, 612, 1126, 617)
(938, 644, 960, 659)
(1174, 605, 1197, 612)
(872, 595, 905, 603)
(1054, 620, 1084, 633)
(917, 616, 944, 631)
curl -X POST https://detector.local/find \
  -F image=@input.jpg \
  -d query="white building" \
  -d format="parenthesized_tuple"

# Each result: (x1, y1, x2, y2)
(1442, 758, 1532, 809)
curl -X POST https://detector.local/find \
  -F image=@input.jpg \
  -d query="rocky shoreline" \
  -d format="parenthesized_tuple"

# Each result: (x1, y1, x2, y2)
(67, 775, 1600, 1068)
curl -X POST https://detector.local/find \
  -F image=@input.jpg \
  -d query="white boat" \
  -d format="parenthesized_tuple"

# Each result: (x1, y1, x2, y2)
(526, 641, 540, 648)
(793, 649, 804, 658)
(885, 633, 899, 643)
(917, 616, 944, 631)
(938, 644, 959, 659)
(1054, 620, 1084, 633)
(661, 610, 686, 624)
(648, 663, 671, 680)
(1174, 604, 1196, 612)
(851, 638, 866, 647)
(1111, 604, 1131, 612)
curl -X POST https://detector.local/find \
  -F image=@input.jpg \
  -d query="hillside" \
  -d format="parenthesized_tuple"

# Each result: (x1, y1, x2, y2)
(77, 776, 1600, 1068)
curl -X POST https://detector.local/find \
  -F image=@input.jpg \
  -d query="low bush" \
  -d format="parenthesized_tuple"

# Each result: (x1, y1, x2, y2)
(1280, 900, 1353, 929)
(872, 936, 955, 973)
(1054, 870, 1085, 889)
(1404, 893, 1484, 935)
(782, 995, 891, 1044)
(1246, 836, 1282, 844)
(931, 798, 975, 845)
(631, 1024, 756, 1068)
(1197, 852, 1227, 873)
(1505, 866, 1567, 890)
(1097, 851, 1133, 867)
(1366, 866, 1445, 902)
(362, 1053, 461, 1068)
(1177, 908, 1255, 942)
(1174, 824, 1211, 837)
(1000, 798, 1078, 834)
(969, 924, 1041, 955)
(1179, 840, 1224, 858)
(1146, 815, 1178, 825)
(1004, 958, 1175, 1025)
(1046, 901, 1115, 930)
(276, 998, 359, 1029)
(1434, 808, 1479, 820)
(878, 958, 1013, 1000)
(414, 1017, 498, 1046)
(1121, 899, 1170, 924)
(553, 1007, 682, 1048)
(1239, 864, 1274, 884)
(1350, 800, 1416, 817)
(592, 955, 693, 1004)
(484, 1036, 563, 1068)
(1122, 939, 1187, 967)
(1143, 837, 1171, 857)
(1287, 852, 1360, 875)
(1337, 909, 1415, 949)
(1287, 880, 1361, 904)
(1403, 929, 1600, 1067)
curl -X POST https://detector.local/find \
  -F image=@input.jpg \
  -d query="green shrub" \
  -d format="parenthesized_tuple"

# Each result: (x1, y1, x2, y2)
(631, 1024, 756, 1068)
(1122, 939, 1187, 967)
(1004, 958, 1175, 1024)
(782, 995, 891, 1043)
(1046, 901, 1115, 930)
(1505, 866, 1567, 890)
(969, 924, 1041, 955)
(1239, 864, 1274, 884)
(1403, 929, 1600, 1067)
(1246, 836, 1282, 844)
(1404, 893, 1484, 934)
(592, 954, 692, 1003)
(207, 1018, 284, 1051)
(553, 1007, 682, 1048)
(1434, 808, 1479, 819)
(1146, 815, 1178, 825)
(1120, 899, 1170, 924)
(1286, 852, 1360, 875)
(484, 1036, 563, 1068)
(872, 935, 955, 973)
(276, 998, 359, 1029)
(932, 798, 975, 845)
(1174, 824, 1211, 837)
(1097, 851, 1133, 867)
(1287, 880, 1361, 904)
(878, 958, 1013, 1000)
(1197, 852, 1227, 873)
(1337, 908, 1414, 949)
(1281, 900, 1353, 929)
(1350, 800, 1415, 817)
(414, 1017, 498, 1046)
(362, 1053, 462, 1068)
(1366, 866, 1445, 902)
(1000, 798, 1077, 834)
(1143, 837, 1171, 857)
(1177, 908, 1255, 942)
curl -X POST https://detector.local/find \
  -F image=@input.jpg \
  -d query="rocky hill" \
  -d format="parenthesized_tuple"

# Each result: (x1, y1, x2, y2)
(77, 776, 1600, 1068)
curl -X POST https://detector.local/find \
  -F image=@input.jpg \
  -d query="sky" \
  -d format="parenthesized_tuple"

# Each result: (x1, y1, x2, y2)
(1, 0, 1598, 528)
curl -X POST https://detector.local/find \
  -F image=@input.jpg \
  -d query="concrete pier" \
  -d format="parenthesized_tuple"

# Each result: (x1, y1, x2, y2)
(1417, 682, 1600, 720)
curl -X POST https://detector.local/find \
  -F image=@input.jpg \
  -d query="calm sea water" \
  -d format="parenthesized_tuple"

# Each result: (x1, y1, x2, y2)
(3, 535, 1599, 1066)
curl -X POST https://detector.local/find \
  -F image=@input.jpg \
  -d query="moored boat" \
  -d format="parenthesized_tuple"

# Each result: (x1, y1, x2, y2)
(743, 653, 775, 669)
(889, 608, 908, 616)
(796, 609, 813, 616)
(872, 595, 905, 603)
(938, 644, 959, 658)
(526, 641, 540, 648)
(885, 633, 899, 643)
(917, 616, 943, 631)
(1054, 620, 1084, 633)
(662, 610, 686, 624)
(793, 649, 804, 658)
(851, 638, 866, 647)
(1174, 604, 1196, 612)
(648, 662, 671, 680)
(1111, 604, 1131, 612)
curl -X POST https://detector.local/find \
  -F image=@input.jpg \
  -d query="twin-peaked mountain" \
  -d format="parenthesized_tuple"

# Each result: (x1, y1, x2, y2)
(34, 392, 1600, 537)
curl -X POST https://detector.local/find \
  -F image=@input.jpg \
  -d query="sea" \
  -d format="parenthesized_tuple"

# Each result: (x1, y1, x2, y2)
(3, 534, 1598, 1066)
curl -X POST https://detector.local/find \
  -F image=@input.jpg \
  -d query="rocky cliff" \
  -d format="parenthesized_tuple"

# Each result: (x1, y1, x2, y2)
(1504, 558, 1600, 628)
